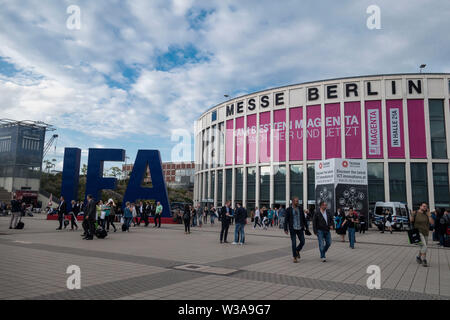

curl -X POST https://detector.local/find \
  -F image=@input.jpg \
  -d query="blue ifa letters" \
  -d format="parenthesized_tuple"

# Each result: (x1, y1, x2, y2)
(61, 148, 171, 217)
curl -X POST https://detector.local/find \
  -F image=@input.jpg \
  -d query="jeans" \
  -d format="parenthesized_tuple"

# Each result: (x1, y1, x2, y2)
(192, 215, 197, 227)
(290, 229, 305, 258)
(124, 217, 132, 230)
(317, 230, 332, 259)
(438, 233, 445, 246)
(348, 227, 356, 248)
(234, 223, 245, 244)
(210, 214, 215, 224)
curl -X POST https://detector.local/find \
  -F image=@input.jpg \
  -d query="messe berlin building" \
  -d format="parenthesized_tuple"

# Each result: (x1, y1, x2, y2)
(194, 74, 450, 212)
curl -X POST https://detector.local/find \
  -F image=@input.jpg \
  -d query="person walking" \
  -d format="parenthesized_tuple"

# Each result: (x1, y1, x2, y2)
(154, 201, 162, 228)
(220, 201, 233, 243)
(344, 208, 358, 249)
(83, 195, 96, 240)
(359, 212, 367, 234)
(435, 209, 446, 247)
(410, 202, 434, 267)
(123, 202, 133, 232)
(56, 196, 67, 230)
(380, 211, 386, 233)
(253, 207, 262, 229)
(183, 204, 191, 234)
(313, 201, 334, 262)
(97, 200, 105, 229)
(70, 200, 79, 231)
(278, 205, 286, 229)
(9, 194, 22, 229)
(106, 199, 117, 232)
(284, 197, 311, 263)
(137, 201, 145, 226)
(204, 205, 209, 225)
(386, 210, 393, 234)
(210, 207, 216, 225)
(233, 203, 247, 245)
(197, 204, 203, 228)
(335, 208, 346, 242)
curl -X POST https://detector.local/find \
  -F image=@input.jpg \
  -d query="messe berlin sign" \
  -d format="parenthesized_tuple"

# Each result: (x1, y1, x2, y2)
(61, 148, 171, 217)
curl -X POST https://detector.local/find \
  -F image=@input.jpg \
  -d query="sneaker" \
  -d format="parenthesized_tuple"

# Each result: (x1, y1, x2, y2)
(293, 257, 298, 263)
(239, 243, 243, 246)
(422, 259, 428, 267)
(416, 256, 422, 264)
(232, 242, 238, 245)
(322, 258, 327, 262)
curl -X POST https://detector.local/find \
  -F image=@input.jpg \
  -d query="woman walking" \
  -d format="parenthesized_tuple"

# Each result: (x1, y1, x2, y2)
(410, 202, 434, 267)
(123, 202, 133, 232)
(106, 199, 117, 232)
(183, 204, 191, 234)
(345, 208, 358, 249)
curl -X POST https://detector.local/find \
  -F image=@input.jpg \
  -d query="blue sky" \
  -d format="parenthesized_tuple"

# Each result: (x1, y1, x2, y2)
(0, 0, 449, 171)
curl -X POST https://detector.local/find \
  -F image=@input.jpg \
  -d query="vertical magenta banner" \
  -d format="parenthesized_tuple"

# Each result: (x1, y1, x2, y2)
(386, 100, 405, 158)
(246, 114, 257, 164)
(365, 100, 383, 159)
(273, 109, 286, 162)
(289, 107, 303, 161)
(344, 101, 362, 158)
(235, 117, 245, 164)
(259, 112, 271, 163)
(325, 103, 341, 159)
(307, 105, 322, 160)
(407, 99, 427, 158)
(225, 119, 234, 165)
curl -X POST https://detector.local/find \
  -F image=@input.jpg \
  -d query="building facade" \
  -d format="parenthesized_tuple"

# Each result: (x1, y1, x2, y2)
(194, 74, 450, 212)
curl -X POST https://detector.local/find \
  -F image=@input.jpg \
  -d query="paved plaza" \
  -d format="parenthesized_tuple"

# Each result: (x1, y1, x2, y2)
(0, 215, 449, 300)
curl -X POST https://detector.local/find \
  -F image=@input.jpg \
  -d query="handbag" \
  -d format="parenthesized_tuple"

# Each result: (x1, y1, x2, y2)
(407, 222, 421, 245)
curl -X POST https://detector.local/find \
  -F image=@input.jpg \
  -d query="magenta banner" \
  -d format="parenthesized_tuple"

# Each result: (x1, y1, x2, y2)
(365, 100, 383, 159)
(235, 117, 245, 165)
(386, 100, 405, 158)
(407, 99, 427, 158)
(246, 114, 257, 164)
(307, 105, 322, 160)
(273, 109, 286, 162)
(344, 101, 362, 158)
(259, 112, 271, 163)
(325, 103, 341, 159)
(225, 119, 233, 165)
(289, 107, 303, 161)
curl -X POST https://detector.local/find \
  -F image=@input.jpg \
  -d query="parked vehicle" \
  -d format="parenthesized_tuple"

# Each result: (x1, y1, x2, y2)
(374, 202, 410, 231)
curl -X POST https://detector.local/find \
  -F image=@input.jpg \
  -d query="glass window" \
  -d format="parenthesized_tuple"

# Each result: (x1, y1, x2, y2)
(260, 166, 270, 209)
(389, 163, 407, 203)
(429, 100, 447, 159)
(225, 169, 232, 204)
(433, 163, 449, 208)
(235, 168, 244, 205)
(199, 173, 203, 201)
(206, 171, 210, 199)
(217, 170, 223, 207)
(290, 165, 303, 204)
(205, 127, 210, 169)
(274, 165, 286, 205)
(212, 110, 217, 122)
(211, 171, 215, 202)
(307, 164, 315, 201)
(247, 167, 256, 211)
(368, 163, 385, 206)
(218, 122, 225, 167)
(411, 163, 428, 209)
(211, 125, 217, 168)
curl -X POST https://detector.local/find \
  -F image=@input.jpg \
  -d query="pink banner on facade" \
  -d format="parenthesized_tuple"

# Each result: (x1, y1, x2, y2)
(273, 109, 286, 162)
(407, 99, 427, 158)
(307, 105, 322, 160)
(344, 101, 362, 158)
(246, 114, 257, 164)
(259, 112, 271, 163)
(225, 119, 234, 165)
(365, 100, 383, 159)
(289, 107, 303, 161)
(386, 100, 405, 158)
(235, 116, 245, 164)
(325, 103, 341, 159)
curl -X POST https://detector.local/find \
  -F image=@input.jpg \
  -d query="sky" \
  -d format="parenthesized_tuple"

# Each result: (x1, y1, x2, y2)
(0, 0, 449, 171)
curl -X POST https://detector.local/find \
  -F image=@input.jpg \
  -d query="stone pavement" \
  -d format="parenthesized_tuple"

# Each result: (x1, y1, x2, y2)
(0, 215, 449, 300)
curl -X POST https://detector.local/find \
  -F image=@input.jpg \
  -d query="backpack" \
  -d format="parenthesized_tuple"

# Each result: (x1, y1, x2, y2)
(15, 218, 24, 230)
(95, 227, 108, 239)
(122, 224, 127, 232)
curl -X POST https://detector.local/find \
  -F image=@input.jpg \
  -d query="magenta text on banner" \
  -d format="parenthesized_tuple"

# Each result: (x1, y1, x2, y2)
(344, 101, 362, 158)
(246, 114, 257, 164)
(307, 105, 322, 160)
(386, 99, 405, 158)
(407, 99, 427, 158)
(273, 109, 286, 162)
(365, 100, 383, 159)
(235, 116, 245, 164)
(259, 112, 271, 163)
(325, 103, 341, 159)
(289, 107, 303, 161)
(225, 119, 234, 165)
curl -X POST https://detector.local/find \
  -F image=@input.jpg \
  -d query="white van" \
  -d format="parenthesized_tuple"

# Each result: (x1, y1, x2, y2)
(374, 202, 410, 231)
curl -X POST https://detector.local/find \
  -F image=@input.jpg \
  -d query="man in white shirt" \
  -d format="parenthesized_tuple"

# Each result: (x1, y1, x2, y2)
(253, 207, 262, 229)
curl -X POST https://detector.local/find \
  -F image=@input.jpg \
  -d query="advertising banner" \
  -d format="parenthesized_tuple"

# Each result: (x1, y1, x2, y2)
(386, 100, 405, 158)
(289, 107, 303, 161)
(407, 99, 427, 158)
(365, 100, 383, 159)
(273, 109, 286, 162)
(235, 116, 245, 165)
(344, 101, 362, 158)
(225, 119, 233, 165)
(325, 103, 341, 159)
(307, 105, 322, 160)
(259, 111, 271, 163)
(246, 114, 257, 164)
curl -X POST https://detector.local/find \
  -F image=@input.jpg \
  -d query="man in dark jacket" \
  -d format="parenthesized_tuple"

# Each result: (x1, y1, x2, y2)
(83, 195, 96, 240)
(220, 201, 233, 243)
(56, 196, 67, 230)
(284, 197, 310, 263)
(313, 201, 334, 262)
(233, 203, 247, 245)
